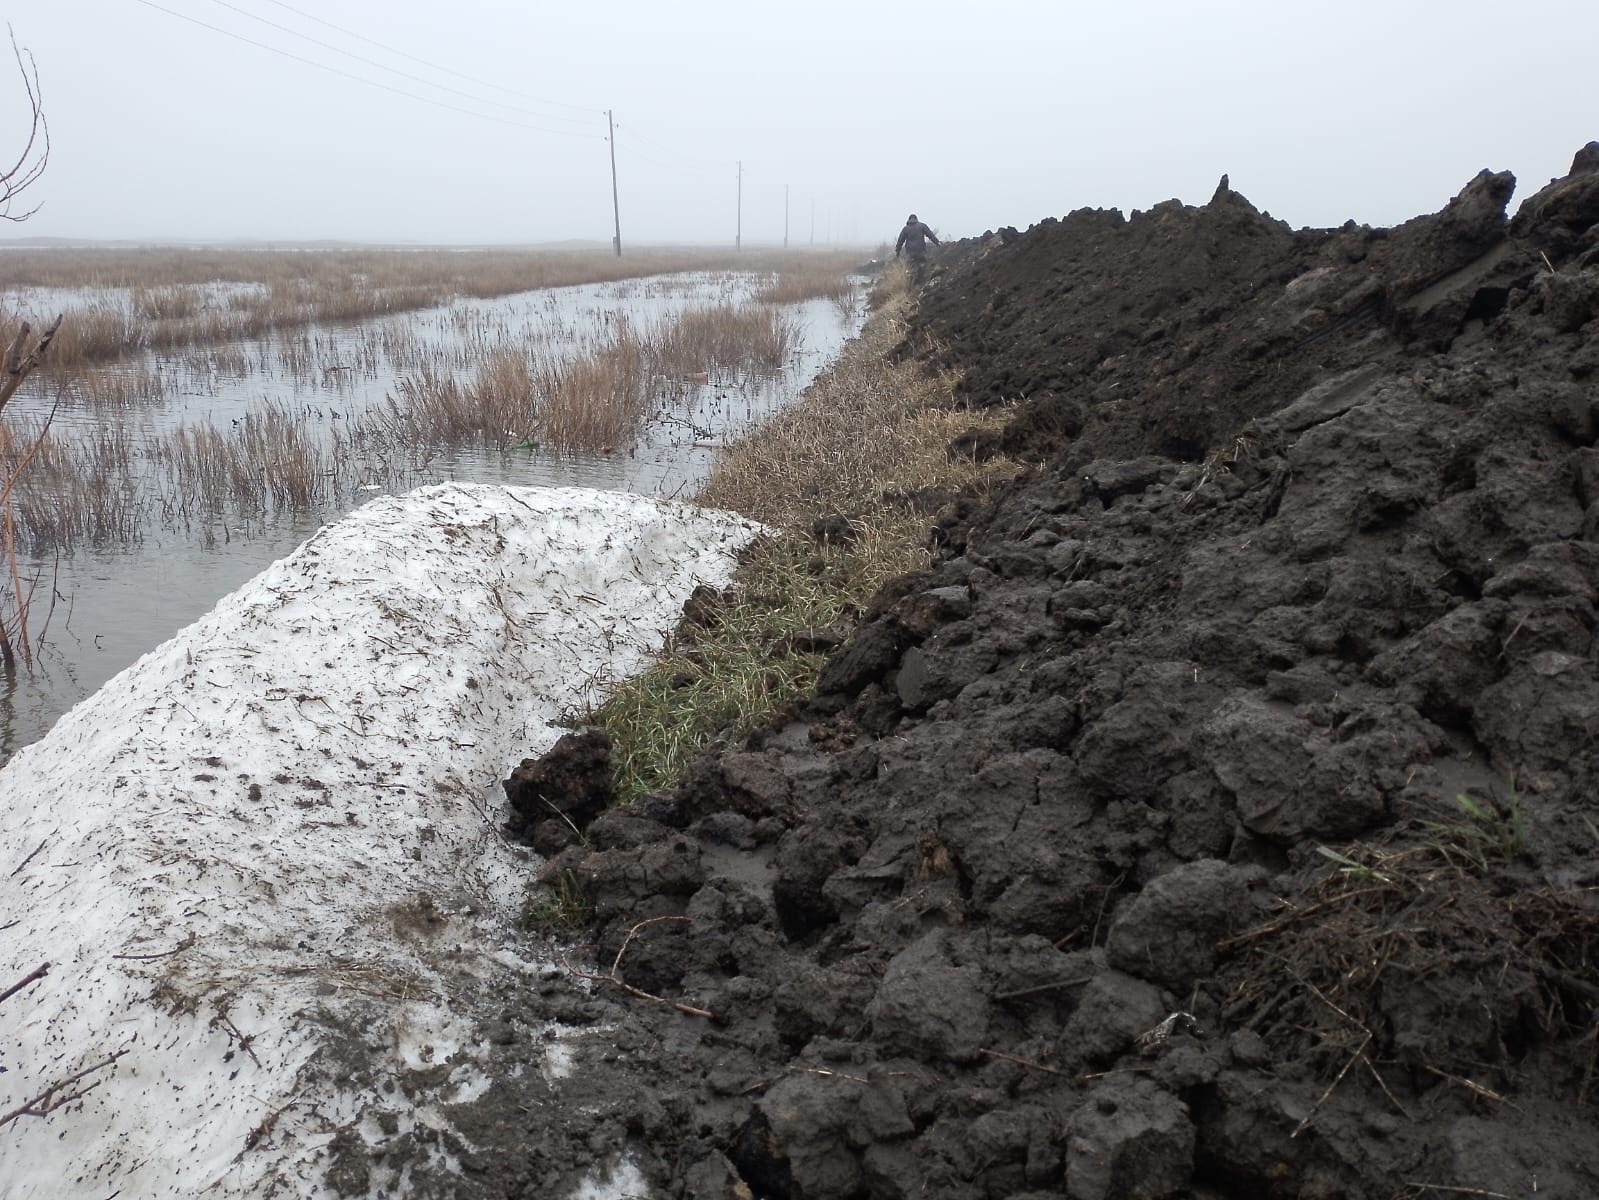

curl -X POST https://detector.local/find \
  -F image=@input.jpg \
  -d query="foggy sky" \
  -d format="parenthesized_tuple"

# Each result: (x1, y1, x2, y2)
(3, 0, 1597, 247)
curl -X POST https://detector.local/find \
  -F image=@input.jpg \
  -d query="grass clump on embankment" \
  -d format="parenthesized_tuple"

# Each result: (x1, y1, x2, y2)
(592, 265, 1020, 803)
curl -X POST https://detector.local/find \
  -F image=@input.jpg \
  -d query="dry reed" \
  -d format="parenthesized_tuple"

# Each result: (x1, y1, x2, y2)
(756, 265, 859, 307)
(0, 251, 869, 552)
(0, 247, 864, 371)
(648, 305, 797, 379)
(697, 281, 1015, 531)
(595, 267, 1022, 801)
(531, 326, 647, 453)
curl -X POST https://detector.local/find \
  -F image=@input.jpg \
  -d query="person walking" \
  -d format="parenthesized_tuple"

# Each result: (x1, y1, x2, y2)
(895, 213, 941, 285)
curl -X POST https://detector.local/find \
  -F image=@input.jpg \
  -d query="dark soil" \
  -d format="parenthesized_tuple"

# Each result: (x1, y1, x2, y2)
(473, 148, 1599, 1198)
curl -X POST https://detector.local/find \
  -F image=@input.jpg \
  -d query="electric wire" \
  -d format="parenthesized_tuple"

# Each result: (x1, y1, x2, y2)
(259, 0, 598, 115)
(131, 0, 602, 139)
(202, 0, 598, 126)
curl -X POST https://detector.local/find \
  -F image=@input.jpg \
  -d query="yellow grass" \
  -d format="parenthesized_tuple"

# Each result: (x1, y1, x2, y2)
(593, 266, 1024, 802)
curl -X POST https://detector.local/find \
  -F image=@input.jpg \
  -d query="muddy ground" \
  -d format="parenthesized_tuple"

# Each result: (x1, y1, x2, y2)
(464, 149, 1599, 1198)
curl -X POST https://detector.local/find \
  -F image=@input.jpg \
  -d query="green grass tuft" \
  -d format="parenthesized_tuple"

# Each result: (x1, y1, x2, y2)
(519, 870, 592, 935)
(1422, 779, 1529, 871)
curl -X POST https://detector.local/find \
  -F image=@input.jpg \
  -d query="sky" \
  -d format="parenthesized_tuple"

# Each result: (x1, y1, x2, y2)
(1, 0, 1596, 246)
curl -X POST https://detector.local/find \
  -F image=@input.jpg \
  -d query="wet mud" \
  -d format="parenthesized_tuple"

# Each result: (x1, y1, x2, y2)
(458, 148, 1599, 1198)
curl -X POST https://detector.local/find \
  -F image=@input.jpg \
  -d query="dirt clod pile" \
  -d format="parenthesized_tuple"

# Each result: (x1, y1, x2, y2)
(494, 148, 1599, 1199)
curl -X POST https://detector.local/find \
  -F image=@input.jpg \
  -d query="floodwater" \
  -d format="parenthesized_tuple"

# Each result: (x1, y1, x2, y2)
(0, 271, 863, 764)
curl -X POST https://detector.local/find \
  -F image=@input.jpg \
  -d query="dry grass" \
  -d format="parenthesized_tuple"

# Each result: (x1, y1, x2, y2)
(376, 325, 648, 455)
(1218, 830, 1599, 1097)
(0, 399, 360, 552)
(0, 247, 866, 378)
(593, 267, 1021, 801)
(158, 401, 338, 515)
(649, 305, 796, 379)
(0, 414, 145, 549)
(378, 299, 802, 456)
(698, 276, 1013, 527)
(0, 251, 871, 550)
(755, 264, 859, 307)
(533, 326, 648, 453)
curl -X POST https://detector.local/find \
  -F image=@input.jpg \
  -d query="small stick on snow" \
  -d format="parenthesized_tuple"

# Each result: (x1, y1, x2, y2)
(9, 837, 47, 876)
(217, 1013, 263, 1068)
(0, 1048, 128, 1128)
(111, 932, 198, 961)
(0, 962, 49, 1007)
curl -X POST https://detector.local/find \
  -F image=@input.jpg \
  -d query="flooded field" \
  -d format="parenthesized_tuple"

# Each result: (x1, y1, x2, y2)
(0, 262, 865, 763)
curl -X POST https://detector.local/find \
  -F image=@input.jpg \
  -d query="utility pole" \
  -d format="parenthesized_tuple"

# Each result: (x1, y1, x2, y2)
(784, 184, 789, 249)
(810, 199, 815, 247)
(606, 109, 622, 257)
(736, 161, 742, 252)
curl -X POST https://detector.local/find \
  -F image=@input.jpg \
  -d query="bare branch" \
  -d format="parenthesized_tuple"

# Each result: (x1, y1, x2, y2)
(0, 313, 63, 413)
(1, 27, 49, 223)
(0, 962, 49, 1007)
(0, 1049, 128, 1128)
(560, 915, 718, 1020)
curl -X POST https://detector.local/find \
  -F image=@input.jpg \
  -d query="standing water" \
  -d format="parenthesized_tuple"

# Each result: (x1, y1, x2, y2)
(0, 269, 864, 763)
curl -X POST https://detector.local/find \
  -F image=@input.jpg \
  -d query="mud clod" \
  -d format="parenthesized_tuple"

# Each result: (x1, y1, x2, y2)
(503, 728, 613, 853)
(475, 152, 1599, 1200)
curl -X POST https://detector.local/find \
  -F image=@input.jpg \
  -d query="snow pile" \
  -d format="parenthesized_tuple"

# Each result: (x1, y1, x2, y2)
(0, 484, 761, 1198)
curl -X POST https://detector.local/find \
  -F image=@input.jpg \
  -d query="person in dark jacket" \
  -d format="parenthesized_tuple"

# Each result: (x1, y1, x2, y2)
(895, 213, 940, 284)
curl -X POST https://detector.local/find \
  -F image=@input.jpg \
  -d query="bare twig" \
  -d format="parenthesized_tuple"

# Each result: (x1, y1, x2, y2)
(1402, 1185, 1512, 1199)
(0, 962, 48, 1006)
(1291, 1033, 1372, 1138)
(561, 915, 716, 1020)
(1422, 1065, 1521, 1111)
(111, 932, 197, 961)
(787, 1065, 870, 1085)
(0, 1049, 127, 1128)
(1364, 1054, 1413, 1122)
(216, 1013, 263, 1069)
(977, 1047, 1072, 1078)
(0, 29, 48, 224)
(1294, 969, 1364, 1031)
(0, 315, 63, 411)
(994, 975, 1095, 1002)
(9, 837, 46, 876)
(1216, 886, 1392, 951)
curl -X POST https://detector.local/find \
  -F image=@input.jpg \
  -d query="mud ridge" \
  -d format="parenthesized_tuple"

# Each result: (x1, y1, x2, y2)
(478, 148, 1599, 1199)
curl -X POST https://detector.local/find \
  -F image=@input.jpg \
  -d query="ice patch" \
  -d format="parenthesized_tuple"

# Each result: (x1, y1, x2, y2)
(569, 1156, 648, 1200)
(0, 483, 757, 1198)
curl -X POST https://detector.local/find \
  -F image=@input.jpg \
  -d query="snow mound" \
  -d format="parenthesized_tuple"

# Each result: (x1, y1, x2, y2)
(0, 483, 761, 1198)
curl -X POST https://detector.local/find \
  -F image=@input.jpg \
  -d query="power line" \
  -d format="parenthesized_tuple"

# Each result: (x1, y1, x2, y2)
(616, 126, 723, 174)
(131, 0, 601, 139)
(619, 121, 790, 184)
(259, 0, 598, 116)
(201, 0, 598, 127)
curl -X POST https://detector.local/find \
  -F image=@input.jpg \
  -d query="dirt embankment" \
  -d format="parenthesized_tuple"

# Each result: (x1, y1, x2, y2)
(483, 148, 1599, 1199)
